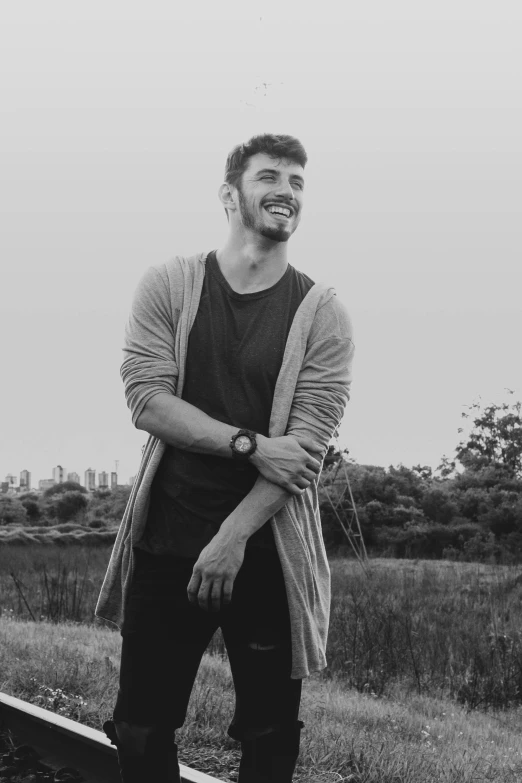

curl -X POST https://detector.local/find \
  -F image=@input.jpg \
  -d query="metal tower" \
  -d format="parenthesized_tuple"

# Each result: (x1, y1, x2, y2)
(319, 440, 368, 569)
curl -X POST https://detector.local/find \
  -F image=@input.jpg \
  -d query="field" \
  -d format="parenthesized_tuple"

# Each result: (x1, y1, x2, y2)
(0, 543, 112, 623)
(1, 544, 522, 781)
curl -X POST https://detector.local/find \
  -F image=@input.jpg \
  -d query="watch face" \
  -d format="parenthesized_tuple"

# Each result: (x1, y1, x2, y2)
(235, 435, 252, 453)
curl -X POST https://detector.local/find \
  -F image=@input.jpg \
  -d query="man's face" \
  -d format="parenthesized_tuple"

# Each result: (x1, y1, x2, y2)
(234, 153, 305, 242)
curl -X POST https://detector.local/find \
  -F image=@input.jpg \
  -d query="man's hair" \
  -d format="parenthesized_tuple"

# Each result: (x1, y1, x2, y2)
(224, 134, 308, 189)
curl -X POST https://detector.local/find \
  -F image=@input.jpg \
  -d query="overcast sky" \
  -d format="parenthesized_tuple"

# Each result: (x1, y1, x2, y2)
(1, 0, 521, 487)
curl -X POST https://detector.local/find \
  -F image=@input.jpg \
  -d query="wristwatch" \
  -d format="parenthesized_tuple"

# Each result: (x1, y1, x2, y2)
(229, 429, 258, 461)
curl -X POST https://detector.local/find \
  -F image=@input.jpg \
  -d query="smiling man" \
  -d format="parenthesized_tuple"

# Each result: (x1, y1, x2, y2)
(235, 158, 304, 242)
(96, 134, 355, 783)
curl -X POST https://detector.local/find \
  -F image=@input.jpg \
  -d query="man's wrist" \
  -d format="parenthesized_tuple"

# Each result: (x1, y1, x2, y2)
(229, 428, 258, 461)
(218, 512, 251, 547)
(249, 433, 269, 469)
(219, 474, 292, 545)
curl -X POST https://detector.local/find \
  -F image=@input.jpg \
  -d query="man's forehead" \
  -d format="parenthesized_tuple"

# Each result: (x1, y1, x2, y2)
(244, 153, 304, 175)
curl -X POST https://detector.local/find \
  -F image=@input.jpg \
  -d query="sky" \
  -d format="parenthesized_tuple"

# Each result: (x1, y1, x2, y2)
(1, 0, 521, 488)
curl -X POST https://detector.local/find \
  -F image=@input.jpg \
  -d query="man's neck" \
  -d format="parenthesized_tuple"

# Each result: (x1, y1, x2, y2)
(216, 233, 288, 295)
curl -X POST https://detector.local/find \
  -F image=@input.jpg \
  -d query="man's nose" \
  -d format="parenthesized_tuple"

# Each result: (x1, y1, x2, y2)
(274, 179, 296, 200)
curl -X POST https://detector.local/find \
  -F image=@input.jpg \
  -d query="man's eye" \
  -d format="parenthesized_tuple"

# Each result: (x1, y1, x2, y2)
(261, 175, 275, 180)
(292, 182, 304, 190)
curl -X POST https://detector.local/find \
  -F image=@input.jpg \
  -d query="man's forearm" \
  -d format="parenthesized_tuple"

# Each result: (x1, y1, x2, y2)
(136, 392, 322, 495)
(188, 475, 295, 612)
(136, 392, 237, 458)
(218, 475, 293, 546)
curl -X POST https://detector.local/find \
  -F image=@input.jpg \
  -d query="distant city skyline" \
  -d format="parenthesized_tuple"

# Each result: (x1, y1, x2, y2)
(1, 465, 128, 493)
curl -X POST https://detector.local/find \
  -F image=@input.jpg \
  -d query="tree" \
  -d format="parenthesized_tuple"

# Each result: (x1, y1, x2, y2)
(52, 491, 88, 522)
(436, 454, 457, 479)
(43, 481, 87, 499)
(421, 488, 458, 525)
(0, 497, 28, 525)
(455, 395, 522, 478)
(20, 498, 42, 521)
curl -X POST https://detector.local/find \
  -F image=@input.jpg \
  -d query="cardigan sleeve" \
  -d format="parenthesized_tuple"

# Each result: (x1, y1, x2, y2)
(285, 293, 354, 454)
(120, 265, 179, 426)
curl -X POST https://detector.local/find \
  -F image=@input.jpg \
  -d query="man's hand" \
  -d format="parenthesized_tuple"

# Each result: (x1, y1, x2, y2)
(250, 434, 323, 495)
(187, 532, 246, 612)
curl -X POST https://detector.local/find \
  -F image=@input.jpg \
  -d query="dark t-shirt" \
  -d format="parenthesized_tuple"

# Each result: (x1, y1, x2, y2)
(136, 251, 314, 557)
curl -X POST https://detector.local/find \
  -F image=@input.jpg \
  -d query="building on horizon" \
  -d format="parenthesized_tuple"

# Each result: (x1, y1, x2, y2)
(84, 468, 96, 491)
(1, 482, 9, 494)
(128, 476, 136, 487)
(19, 470, 31, 491)
(67, 472, 80, 485)
(98, 471, 109, 489)
(111, 471, 118, 489)
(4, 474, 17, 490)
(39, 478, 55, 492)
(52, 465, 66, 484)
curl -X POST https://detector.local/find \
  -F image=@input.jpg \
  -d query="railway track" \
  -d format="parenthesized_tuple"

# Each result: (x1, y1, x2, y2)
(0, 691, 224, 783)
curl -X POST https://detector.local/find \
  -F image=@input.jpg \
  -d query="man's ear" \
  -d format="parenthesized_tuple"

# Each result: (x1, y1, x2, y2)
(218, 182, 236, 216)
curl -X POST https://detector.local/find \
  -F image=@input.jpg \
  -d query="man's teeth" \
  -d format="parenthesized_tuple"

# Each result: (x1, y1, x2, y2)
(266, 206, 291, 217)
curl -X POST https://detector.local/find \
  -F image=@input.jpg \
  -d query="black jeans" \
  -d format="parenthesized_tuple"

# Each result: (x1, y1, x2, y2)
(112, 545, 303, 781)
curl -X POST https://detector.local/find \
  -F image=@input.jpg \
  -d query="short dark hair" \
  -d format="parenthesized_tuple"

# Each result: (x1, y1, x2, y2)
(224, 134, 308, 189)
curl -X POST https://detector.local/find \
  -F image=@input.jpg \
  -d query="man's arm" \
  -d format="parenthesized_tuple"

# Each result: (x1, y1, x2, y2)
(187, 475, 292, 612)
(137, 392, 322, 495)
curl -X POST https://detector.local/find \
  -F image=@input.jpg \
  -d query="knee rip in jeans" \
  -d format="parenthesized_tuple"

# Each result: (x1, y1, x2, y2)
(248, 640, 279, 651)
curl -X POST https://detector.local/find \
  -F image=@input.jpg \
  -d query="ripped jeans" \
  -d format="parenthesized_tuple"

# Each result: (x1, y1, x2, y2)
(109, 545, 303, 782)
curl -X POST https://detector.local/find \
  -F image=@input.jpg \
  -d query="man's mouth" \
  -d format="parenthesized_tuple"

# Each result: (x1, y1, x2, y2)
(264, 204, 293, 219)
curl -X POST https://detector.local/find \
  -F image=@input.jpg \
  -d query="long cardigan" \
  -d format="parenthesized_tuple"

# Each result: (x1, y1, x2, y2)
(95, 252, 354, 679)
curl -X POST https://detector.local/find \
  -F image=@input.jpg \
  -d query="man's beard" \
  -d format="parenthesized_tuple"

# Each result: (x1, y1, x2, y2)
(237, 187, 293, 243)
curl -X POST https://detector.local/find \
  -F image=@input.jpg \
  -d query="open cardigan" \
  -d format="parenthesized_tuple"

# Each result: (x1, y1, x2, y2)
(95, 252, 354, 679)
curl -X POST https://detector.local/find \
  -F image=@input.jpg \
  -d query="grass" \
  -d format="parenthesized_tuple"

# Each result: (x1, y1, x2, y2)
(3, 544, 522, 778)
(0, 546, 522, 783)
(1, 615, 522, 782)
(326, 557, 522, 710)
(0, 544, 112, 623)
(3, 545, 522, 708)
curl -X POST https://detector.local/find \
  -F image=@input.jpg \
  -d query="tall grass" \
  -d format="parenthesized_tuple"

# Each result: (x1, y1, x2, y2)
(327, 558, 522, 710)
(0, 544, 112, 624)
(3, 545, 522, 712)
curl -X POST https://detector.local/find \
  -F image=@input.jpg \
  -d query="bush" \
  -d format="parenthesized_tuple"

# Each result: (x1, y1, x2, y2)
(52, 491, 88, 523)
(86, 486, 132, 525)
(361, 500, 389, 527)
(92, 489, 111, 500)
(478, 498, 522, 537)
(461, 531, 502, 562)
(421, 488, 458, 525)
(366, 502, 425, 529)
(20, 498, 43, 521)
(455, 487, 492, 522)
(0, 497, 28, 526)
(43, 482, 87, 499)
(375, 521, 483, 559)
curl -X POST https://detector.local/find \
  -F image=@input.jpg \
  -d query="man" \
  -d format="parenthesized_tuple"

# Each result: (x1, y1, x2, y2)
(96, 134, 354, 783)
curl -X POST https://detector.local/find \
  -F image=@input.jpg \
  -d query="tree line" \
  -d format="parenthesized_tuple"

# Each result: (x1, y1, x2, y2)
(320, 395, 522, 562)
(2, 395, 522, 563)
(0, 482, 131, 529)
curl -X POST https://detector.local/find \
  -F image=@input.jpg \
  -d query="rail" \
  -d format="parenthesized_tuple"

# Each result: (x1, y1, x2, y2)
(0, 691, 224, 783)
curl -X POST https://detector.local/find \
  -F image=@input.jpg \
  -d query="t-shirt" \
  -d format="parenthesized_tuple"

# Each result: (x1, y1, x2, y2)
(135, 251, 314, 558)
